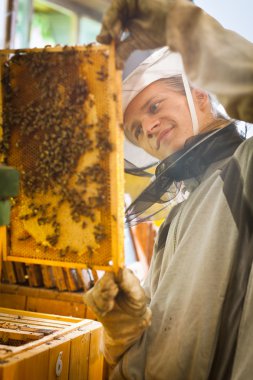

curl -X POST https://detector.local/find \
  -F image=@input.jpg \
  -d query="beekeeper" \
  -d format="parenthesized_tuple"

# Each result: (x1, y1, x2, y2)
(84, 46, 253, 379)
(85, 0, 253, 380)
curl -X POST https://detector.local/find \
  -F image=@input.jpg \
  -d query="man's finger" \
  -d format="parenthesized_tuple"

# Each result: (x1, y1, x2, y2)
(97, 20, 123, 45)
(97, 0, 127, 44)
(117, 268, 146, 302)
(116, 268, 147, 317)
(96, 26, 113, 44)
(115, 36, 139, 69)
(83, 272, 119, 316)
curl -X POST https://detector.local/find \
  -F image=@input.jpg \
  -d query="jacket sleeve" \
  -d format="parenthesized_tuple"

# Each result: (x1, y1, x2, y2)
(166, 0, 253, 123)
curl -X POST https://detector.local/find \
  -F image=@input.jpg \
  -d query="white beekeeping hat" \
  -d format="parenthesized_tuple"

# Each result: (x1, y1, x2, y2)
(123, 47, 199, 168)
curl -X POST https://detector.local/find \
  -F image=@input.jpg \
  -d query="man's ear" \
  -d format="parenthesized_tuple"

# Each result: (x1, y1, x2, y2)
(192, 88, 209, 111)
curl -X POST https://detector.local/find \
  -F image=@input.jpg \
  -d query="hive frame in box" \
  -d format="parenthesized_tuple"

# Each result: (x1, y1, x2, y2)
(0, 45, 124, 272)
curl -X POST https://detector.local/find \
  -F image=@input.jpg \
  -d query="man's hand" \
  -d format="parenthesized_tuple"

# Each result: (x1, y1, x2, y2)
(83, 268, 151, 365)
(97, 0, 173, 68)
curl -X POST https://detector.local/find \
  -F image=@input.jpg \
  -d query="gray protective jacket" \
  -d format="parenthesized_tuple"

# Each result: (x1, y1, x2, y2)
(112, 127, 253, 379)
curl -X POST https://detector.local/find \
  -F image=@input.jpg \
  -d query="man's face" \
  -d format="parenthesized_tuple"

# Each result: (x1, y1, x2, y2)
(124, 80, 200, 160)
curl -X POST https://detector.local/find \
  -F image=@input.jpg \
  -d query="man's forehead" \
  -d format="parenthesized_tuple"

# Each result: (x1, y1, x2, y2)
(125, 80, 167, 112)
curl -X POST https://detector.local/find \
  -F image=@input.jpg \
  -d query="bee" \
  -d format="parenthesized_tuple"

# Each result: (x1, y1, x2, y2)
(96, 129, 113, 153)
(87, 245, 94, 258)
(18, 234, 31, 241)
(94, 224, 107, 243)
(96, 65, 108, 81)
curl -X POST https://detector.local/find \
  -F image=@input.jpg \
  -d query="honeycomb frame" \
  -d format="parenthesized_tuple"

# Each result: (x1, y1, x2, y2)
(0, 45, 124, 272)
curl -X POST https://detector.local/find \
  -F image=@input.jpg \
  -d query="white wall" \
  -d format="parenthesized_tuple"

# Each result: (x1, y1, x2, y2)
(195, 0, 253, 42)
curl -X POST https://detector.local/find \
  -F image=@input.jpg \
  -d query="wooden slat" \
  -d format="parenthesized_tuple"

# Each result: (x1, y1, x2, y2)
(63, 268, 83, 292)
(69, 330, 90, 380)
(4, 256, 115, 271)
(0, 293, 26, 310)
(0, 344, 17, 352)
(0, 227, 7, 283)
(76, 269, 93, 291)
(91, 269, 99, 284)
(0, 313, 71, 326)
(0, 284, 88, 320)
(0, 307, 82, 323)
(88, 325, 104, 379)
(0, 283, 85, 302)
(22, 345, 49, 380)
(0, 311, 71, 324)
(26, 297, 86, 318)
(0, 344, 50, 380)
(0, 54, 6, 163)
(0, 357, 25, 380)
(0, 45, 110, 54)
(0, 327, 44, 341)
(41, 266, 56, 288)
(52, 267, 68, 291)
(27, 265, 43, 287)
(48, 339, 70, 380)
(0, 317, 66, 330)
(2, 262, 17, 284)
(0, 321, 58, 333)
(13, 263, 27, 284)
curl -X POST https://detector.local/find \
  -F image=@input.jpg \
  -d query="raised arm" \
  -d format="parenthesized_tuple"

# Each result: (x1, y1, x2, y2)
(97, 0, 253, 122)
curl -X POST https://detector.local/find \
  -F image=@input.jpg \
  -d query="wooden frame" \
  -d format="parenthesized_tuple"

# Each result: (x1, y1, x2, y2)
(0, 45, 124, 272)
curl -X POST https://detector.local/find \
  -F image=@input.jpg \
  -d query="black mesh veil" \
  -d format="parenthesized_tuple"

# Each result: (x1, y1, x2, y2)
(124, 159, 155, 178)
(125, 124, 244, 226)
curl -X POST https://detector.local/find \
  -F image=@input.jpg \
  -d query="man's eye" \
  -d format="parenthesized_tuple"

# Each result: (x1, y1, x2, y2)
(135, 124, 143, 140)
(149, 102, 160, 114)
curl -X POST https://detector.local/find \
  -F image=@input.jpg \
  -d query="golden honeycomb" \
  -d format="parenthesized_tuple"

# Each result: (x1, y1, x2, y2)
(0, 45, 124, 271)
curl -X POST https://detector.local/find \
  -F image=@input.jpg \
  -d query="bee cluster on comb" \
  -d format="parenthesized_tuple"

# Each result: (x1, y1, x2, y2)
(0, 45, 124, 271)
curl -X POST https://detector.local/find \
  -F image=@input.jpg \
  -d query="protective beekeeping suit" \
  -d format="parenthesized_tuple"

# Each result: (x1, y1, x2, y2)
(84, 45, 253, 379)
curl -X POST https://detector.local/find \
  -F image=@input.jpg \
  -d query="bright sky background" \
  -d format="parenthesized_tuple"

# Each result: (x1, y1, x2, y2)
(194, 0, 253, 42)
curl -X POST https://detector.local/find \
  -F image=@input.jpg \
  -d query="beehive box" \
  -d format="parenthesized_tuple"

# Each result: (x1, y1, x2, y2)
(0, 45, 124, 272)
(0, 307, 103, 380)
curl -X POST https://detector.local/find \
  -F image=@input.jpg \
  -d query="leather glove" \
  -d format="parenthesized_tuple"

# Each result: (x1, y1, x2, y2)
(96, 0, 173, 68)
(83, 268, 152, 366)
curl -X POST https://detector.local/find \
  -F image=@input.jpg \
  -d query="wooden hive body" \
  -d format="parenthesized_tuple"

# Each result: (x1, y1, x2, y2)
(0, 307, 103, 380)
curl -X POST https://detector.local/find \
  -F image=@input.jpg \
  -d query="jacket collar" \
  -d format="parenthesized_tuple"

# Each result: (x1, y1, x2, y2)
(155, 123, 244, 183)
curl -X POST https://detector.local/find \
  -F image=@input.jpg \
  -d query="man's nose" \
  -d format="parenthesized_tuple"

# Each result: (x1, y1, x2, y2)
(142, 117, 160, 137)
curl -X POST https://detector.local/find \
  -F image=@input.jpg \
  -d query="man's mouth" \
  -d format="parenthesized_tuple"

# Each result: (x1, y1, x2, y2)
(156, 127, 174, 149)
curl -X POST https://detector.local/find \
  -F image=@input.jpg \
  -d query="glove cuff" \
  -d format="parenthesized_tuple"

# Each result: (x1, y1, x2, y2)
(103, 306, 152, 365)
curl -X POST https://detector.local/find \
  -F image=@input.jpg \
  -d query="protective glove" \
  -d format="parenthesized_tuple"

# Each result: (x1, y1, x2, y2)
(96, 0, 173, 68)
(83, 268, 152, 366)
